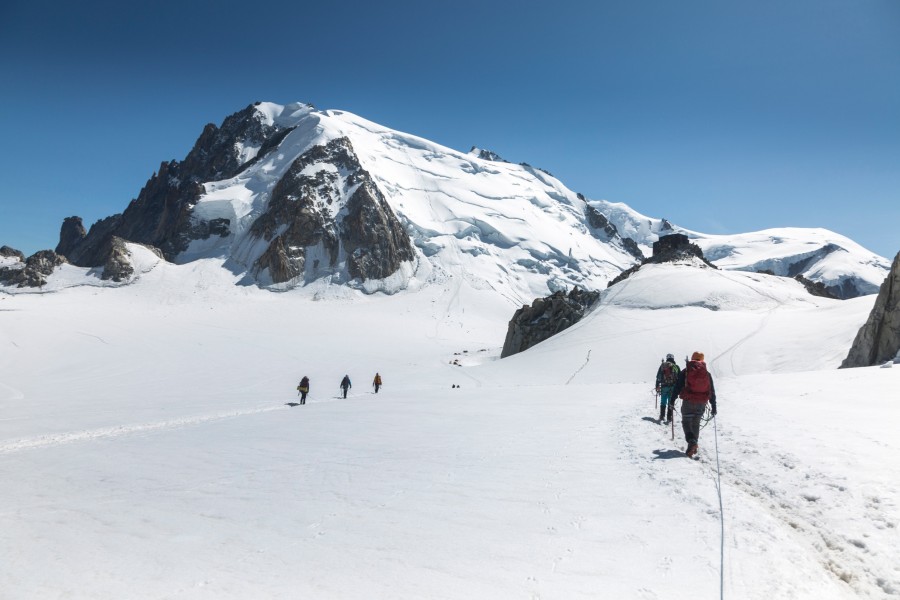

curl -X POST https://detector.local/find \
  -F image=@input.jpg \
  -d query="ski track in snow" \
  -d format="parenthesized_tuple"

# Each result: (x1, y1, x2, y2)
(717, 423, 900, 598)
(709, 307, 776, 378)
(0, 381, 25, 402)
(623, 399, 900, 599)
(0, 405, 286, 455)
(565, 349, 592, 384)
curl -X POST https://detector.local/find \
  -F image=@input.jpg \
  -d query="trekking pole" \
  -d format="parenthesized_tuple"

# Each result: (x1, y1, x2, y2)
(671, 400, 677, 441)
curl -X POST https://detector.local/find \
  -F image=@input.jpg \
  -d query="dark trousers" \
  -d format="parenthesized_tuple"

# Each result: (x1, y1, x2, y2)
(681, 401, 707, 445)
(300, 391, 307, 404)
(374, 384, 380, 393)
(341, 387, 349, 398)
(659, 386, 675, 420)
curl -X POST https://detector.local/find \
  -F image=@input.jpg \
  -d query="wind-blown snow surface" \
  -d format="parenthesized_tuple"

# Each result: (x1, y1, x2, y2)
(2, 258, 898, 599)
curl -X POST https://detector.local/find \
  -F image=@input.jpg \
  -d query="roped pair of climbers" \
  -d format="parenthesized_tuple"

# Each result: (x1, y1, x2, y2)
(655, 351, 717, 458)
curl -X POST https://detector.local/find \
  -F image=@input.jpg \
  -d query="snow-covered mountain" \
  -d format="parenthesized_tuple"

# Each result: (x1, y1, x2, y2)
(585, 199, 891, 299)
(1, 101, 889, 302)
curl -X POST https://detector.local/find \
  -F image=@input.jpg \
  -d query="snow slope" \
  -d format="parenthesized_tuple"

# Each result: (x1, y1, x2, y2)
(1, 252, 897, 599)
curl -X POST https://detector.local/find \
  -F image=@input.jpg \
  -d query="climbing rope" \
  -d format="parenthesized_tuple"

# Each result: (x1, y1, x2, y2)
(713, 413, 725, 599)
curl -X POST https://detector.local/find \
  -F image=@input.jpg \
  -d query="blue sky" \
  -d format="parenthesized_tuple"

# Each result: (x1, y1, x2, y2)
(1, 0, 898, 258)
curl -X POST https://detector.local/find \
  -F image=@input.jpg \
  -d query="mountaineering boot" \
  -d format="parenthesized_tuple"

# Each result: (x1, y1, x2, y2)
(659, 408, 666, 423)
(686, 443, 697, 458)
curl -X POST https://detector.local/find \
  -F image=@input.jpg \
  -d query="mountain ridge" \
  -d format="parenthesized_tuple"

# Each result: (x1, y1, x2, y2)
(0, 101, 891, 300)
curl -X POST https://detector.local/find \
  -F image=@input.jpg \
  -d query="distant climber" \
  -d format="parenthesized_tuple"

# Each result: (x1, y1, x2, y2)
(297, 376, 310, 405)
(655, 354, 680, 424)
(372, 373, 382, 393)
(340, 375, 352, 399)
(672, 351, 717, 458)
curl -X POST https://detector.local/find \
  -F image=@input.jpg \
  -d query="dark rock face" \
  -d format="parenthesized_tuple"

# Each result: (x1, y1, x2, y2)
(97, 237, 163, 282)
(56, 102, 288, 266)
(585, 205, 644, 261)
(101, 237, 138, 282)
(608, 234, 715, 287)
(586, 205, 618, 238)
(651, 233, 707, 262)
(342, 177, 415, 280)
(794, 274, 839, 299)
(471, 147, 507, 162)
(179, 103, 284, 182)
(1, 246, 25, 262)
(841, 251, 900, 368)
(501, 287, 600, 358)
(0, 250, 67, 288)
(56, 216, 87, 257)
(249, 137, 414, 284)
(57, 214, 120, 265)
(113, 159, 203, 258)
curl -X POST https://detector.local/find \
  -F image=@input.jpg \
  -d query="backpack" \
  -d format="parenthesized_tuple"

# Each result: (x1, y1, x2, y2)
(681, 361, 710, 402)
(661, 362, 677, 386)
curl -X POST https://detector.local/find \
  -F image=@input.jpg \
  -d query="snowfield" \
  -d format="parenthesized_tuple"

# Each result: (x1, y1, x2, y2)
(1, 253, 898, 599)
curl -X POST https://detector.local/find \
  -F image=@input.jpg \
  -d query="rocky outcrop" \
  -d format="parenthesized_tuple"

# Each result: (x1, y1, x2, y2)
(0, 246, 25, 262)
(0, 250, 67, 288)
(55, 215, 124, 266)
(99, 237, 163, 282)
(470, 147, 507, 162)
(585, 205, 644, 261)
(608, 233, 715, 287)
(248, 137, 414, 284)
(794, 274, 839, 299)
(650, 233, 710, 263)
(841, 251, 900, 368)
(56, 216, 88, 257)
(501, 287, 600, 358)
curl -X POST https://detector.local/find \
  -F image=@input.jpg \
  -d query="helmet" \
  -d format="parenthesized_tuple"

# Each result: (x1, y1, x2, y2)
(666, 353, 674, 361)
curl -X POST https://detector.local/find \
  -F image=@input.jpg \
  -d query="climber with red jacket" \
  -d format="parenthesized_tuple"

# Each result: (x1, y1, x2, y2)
(672, 351, 717, 458)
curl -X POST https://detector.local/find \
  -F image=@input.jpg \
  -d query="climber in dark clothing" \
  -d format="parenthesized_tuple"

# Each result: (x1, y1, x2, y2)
(340, 375, 352, 399)
(297, 376, 310, 404)
(655, 354, 680, 424)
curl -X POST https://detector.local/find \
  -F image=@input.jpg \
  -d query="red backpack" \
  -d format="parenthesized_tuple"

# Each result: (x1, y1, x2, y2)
(681, 361, 710, 402)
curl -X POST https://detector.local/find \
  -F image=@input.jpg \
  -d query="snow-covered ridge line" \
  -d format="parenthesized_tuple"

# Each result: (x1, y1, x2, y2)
(0, 101, 891, 299)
